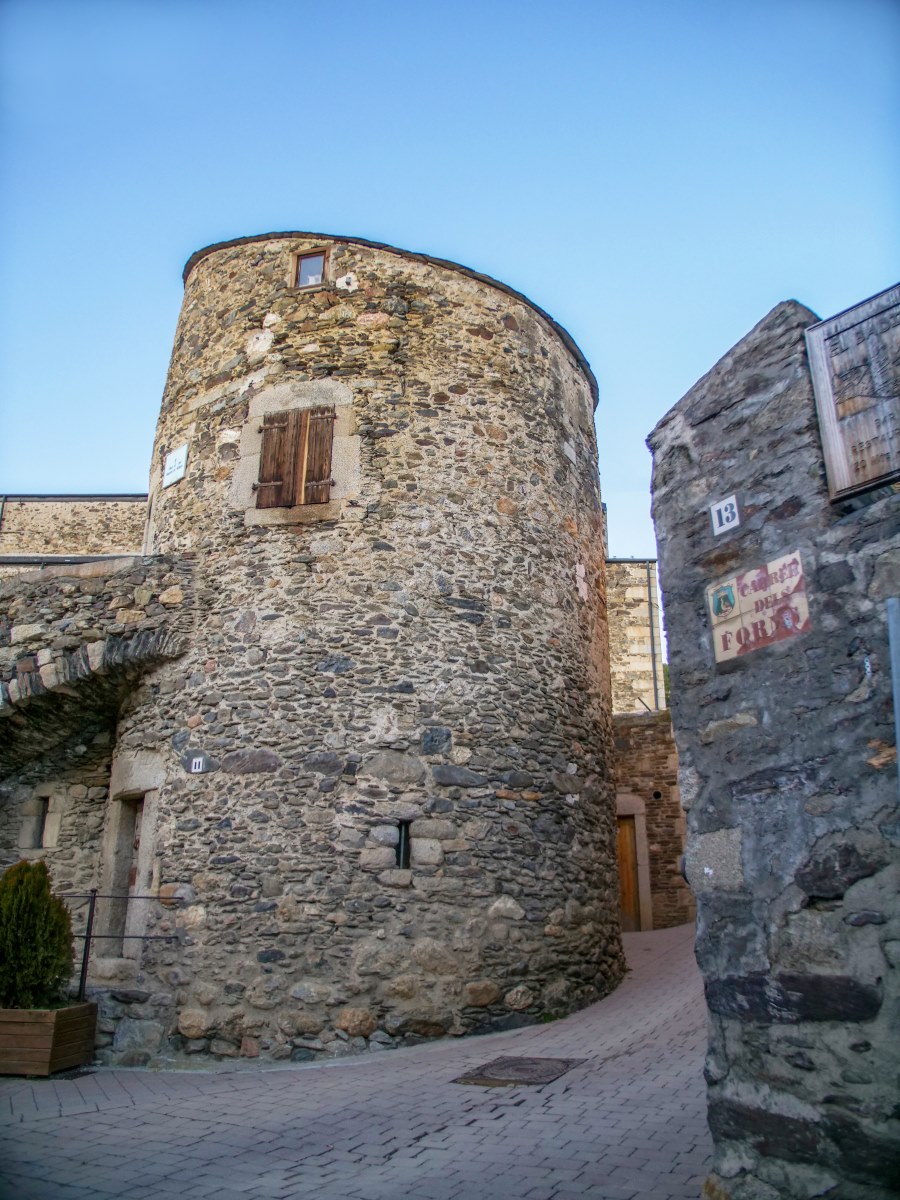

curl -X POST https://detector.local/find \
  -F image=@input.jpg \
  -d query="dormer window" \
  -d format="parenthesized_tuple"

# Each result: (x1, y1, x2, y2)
(295, 251, 325, 289)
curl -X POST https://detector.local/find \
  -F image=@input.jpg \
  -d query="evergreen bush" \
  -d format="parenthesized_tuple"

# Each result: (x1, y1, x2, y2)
(0, 860, 74, 1009)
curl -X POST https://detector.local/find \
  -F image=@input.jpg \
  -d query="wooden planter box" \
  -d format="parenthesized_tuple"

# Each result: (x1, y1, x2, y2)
(0, 1003, 97, 1076)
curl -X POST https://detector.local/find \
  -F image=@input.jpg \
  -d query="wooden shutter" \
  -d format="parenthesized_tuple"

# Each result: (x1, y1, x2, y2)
(303, 406, 335, 504)
(256, 406, 335, 508)
(257, 410, 301, 508)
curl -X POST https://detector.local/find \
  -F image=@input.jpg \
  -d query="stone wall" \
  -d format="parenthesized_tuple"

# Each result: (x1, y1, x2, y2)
(649, 301, 899, 1199)
(0, 556, 194, 758)
(0, 554, 194, 909)
(0, 496, 147, 569)
(0, 751, 112, 892)
(1, 232, 626, 1066)
(606, 559, 666, 714)
(613, 711, 694, 930)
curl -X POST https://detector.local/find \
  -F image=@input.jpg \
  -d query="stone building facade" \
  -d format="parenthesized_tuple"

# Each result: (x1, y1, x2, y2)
(613, 711, 694, 932)
(1, 232, 642, 1065)
(650, 299, 899, 1198)
(0, 495, 147, 569)
(606, 557, 666, 714)
(603, 556, 690, 933)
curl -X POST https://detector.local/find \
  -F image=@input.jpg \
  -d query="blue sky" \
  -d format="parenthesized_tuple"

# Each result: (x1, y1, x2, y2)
(1, 0, 897, 558)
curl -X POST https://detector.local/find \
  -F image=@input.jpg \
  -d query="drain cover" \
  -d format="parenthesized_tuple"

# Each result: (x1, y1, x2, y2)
(454, 1056, 584, 1087)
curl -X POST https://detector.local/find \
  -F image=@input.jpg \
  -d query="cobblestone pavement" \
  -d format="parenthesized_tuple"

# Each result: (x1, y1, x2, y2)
(0, 924, 711, 1200)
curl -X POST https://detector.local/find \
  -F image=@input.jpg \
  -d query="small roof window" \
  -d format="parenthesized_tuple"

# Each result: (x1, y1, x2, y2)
(296, 252, 325, 288)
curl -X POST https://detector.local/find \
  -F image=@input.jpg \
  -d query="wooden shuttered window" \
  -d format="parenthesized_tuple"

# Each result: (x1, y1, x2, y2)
(255, 406, 336, 508)
(304, 406, 336, 504)
(257, 410, 301, 509)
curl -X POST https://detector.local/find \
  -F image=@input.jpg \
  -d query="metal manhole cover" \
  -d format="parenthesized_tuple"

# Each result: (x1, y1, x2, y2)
(453, 1056, 584, 1087)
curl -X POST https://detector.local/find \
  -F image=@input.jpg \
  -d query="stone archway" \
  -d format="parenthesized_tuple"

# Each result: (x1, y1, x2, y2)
(0, 627, 186, 778)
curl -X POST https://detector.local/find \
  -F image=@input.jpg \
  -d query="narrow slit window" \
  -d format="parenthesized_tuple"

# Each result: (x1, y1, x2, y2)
(35, 798, 50, 848)
(296, 252, 325, 288)
(20, 795, 52, 851)
(397, 821, 411, 869)
(106, 796, 144, 956)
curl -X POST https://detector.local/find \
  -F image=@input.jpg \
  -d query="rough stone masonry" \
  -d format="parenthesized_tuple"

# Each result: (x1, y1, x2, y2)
(1, 233, 627, 1065)
(650, 300, 899, 1199)
(0, 496, 147, 574)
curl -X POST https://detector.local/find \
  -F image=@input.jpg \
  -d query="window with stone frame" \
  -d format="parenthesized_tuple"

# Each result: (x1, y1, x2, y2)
(19, 796, 50, 849)
(18, 790, 64, 852)
(293, 250, 326, 289)
(254, 406, 336, 508)
(34, 797, 49, 847)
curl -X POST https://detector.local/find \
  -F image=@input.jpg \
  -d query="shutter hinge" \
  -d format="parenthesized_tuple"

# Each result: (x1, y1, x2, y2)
(252, 481, 283, 490)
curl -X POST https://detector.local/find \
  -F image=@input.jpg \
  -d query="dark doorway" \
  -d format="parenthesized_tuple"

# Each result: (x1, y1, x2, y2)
(617, 815, 640, 931)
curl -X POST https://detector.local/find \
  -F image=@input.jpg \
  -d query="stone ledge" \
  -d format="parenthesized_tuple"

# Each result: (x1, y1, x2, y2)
(0, 555, 144, 583)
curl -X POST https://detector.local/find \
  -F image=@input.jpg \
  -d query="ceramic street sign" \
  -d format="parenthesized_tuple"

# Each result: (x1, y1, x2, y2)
(707, 549, 811, 663)
(163, 443, 189, 488)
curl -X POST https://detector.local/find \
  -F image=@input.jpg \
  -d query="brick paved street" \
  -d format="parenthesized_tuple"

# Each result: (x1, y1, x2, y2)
(0, 924, 710, 1200)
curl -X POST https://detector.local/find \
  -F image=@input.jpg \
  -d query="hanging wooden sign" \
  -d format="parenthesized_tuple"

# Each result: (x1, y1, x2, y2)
(805, 284, 900, 500)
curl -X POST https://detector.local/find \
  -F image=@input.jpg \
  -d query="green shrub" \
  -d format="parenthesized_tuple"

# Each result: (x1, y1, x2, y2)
(0, 860, 74, 1009)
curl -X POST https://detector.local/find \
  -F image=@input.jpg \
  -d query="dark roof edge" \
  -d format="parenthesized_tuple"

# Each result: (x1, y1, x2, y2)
(612, 709, 671, 722)
(0, 555, 135, 565)
(1, 494, 147, 503)
(182, 231, 599, 408)
(606, 557, 658, 564)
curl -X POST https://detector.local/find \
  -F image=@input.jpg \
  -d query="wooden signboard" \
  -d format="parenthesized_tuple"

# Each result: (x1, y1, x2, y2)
(805, 284, 900, 500)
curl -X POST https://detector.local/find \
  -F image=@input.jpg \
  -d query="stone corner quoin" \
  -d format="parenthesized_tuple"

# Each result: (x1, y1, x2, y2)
(0, 231, 628, 1068)
(649, 292, 900, 1199)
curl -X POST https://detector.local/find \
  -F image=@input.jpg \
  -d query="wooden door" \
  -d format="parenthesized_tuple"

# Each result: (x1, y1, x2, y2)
(617, 816, 640, 932)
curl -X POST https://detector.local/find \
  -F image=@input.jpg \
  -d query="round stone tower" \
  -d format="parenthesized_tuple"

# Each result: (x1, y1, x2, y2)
(112, 232, 624, 1063)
